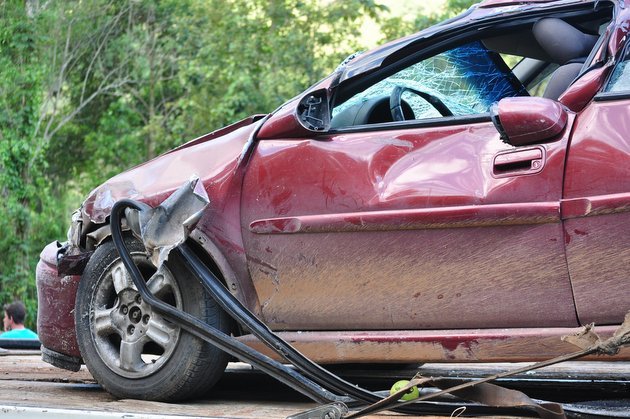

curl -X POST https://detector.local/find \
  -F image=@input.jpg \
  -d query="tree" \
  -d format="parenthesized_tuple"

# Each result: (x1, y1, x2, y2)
(0, 0, 388, 329)
(0, 0, 56, 326)
(380, 0, 478, 42)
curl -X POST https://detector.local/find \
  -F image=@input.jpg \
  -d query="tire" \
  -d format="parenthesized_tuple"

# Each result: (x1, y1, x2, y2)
(75, 237, 231, 401)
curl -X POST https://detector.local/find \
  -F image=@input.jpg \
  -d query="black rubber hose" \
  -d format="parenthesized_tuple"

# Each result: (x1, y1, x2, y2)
(178, 243, 378, 400)
(110, 199, 342, 404)
(111, 199, 522, 417)
(177, 233, 529, 416)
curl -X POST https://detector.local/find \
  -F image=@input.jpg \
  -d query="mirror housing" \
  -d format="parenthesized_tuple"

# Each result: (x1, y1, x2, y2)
(257, 89, 331, 139)
(491, 97, 568, 146)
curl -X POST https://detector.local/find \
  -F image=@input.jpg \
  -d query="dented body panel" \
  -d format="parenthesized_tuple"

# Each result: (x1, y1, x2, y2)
(240, 118, 577, 331)
(84, 118, 263, 309)
(36, 0, 630, 371)
(563, 99, 630, 326)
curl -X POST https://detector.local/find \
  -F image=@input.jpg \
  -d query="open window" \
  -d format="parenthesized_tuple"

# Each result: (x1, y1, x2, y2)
(330, 3, 613, 130)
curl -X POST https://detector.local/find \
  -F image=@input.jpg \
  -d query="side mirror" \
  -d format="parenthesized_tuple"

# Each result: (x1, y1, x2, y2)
(491, 97, 568, 146)
(257, 89, 331, 139)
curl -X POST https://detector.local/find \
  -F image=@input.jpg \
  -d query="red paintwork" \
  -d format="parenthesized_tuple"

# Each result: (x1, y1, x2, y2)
(561, 193, 630, 219)
(35, 0, 630, 367)
(562, 99, 630, 325)
(249, 202, 559, 234)
(496, 97, 568, 145)
(256, 99, 303, 139)
(82, 120, 259, 223)
(36, 242, 81, 357)
(479, 0, 558, 7)
(82, 121, 262, 308)
(257, 78, 336, 139)
(238, 326, 630, 363)
(558, 64, 612, 112)
(240, 118, 577, 330)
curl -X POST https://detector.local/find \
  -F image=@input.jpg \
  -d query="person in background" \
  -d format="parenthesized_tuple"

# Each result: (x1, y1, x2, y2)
(2, 301, 38, 339)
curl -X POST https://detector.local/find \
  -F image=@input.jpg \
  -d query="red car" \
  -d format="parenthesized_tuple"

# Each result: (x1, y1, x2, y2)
(37, 0, 630, 402)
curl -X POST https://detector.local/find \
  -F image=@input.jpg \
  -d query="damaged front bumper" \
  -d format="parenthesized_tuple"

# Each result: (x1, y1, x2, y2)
(36, 241, 83, 370)
(35, 177, 208, 371)
(36, 207, 104, 370)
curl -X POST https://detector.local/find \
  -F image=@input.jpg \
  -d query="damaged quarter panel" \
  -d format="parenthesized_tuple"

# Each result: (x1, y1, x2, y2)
(561, 8, 630, 326)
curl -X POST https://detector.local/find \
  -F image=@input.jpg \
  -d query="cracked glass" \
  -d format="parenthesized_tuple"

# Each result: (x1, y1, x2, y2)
(606, 44, 630, 92)
(332, 41, 528, 125)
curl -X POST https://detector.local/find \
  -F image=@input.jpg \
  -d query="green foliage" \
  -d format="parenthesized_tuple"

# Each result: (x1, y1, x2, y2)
(380, 0, 478, 41)
(0, 1, 64, 329)
(0, 0, 469, 331)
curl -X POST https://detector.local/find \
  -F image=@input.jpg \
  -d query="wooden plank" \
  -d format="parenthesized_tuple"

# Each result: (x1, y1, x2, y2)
(0, 353, 461, 418)
(4, 352, 626, 418)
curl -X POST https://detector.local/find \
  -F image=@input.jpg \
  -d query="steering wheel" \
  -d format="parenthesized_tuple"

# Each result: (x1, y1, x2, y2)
(389, 85, 453, 121)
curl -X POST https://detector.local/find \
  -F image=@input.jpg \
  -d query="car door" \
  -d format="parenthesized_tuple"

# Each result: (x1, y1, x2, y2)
(562, 41, 630, 326)
(240, 41, 578, 332)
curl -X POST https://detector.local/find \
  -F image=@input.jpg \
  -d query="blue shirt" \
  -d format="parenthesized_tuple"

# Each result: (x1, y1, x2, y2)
(1, 328, 39, 340)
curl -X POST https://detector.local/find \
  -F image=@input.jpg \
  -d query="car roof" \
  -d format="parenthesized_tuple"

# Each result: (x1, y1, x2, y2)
(336, 0, 621, 83)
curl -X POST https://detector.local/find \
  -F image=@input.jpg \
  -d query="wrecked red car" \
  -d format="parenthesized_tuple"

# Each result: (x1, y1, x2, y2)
(37, 0, 630, 402)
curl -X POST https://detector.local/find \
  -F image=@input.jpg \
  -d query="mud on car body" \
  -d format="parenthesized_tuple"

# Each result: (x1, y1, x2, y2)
(37, 0, 630, 401)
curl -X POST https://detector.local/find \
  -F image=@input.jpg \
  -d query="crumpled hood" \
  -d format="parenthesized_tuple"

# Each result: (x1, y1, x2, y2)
(82, 115, 265, 224)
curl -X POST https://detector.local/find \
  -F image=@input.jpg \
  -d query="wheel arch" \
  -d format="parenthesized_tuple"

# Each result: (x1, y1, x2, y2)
(83, 221, 252, 336)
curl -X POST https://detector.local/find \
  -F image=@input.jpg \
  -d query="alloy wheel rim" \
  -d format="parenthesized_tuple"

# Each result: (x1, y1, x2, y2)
(90, 256, 183, 379)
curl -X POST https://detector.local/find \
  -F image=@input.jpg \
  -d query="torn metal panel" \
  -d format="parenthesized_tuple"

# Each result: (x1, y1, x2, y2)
(132, 176, 210, 267)
(56, 243, 93, 276)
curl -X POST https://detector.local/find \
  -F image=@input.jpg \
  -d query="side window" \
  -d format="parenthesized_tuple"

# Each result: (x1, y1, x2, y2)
(331, 41, 527, 128)
(605, 44, 630, 93)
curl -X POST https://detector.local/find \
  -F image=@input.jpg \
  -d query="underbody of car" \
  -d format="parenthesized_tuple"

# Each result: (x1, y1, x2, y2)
(37, 0, 630, 403)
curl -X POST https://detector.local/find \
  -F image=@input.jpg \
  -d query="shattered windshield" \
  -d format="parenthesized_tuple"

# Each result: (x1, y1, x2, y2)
(333, 41, 527, 122)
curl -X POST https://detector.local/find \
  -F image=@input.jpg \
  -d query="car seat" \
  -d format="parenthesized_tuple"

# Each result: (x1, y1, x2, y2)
(532, 18, 599, 100)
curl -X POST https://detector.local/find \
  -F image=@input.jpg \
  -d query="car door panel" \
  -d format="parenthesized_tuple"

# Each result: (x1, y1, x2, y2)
(562, 100, 630, 325)
(241, 120, 578, 330)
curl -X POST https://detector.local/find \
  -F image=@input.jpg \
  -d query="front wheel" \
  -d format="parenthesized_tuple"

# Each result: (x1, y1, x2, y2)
(75, 237, 231, 401)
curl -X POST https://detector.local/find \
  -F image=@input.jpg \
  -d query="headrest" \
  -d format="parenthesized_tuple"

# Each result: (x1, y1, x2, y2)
(533, 18, 598, 65)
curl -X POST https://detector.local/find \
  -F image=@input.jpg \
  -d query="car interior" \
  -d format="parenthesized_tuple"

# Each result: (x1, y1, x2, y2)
(330, 4, 614, 129)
